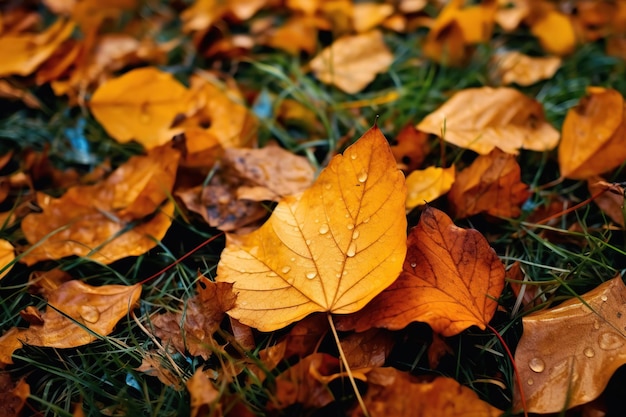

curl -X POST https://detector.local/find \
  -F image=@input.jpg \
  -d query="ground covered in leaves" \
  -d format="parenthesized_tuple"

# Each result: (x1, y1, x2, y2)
(2, 1, 626, 416)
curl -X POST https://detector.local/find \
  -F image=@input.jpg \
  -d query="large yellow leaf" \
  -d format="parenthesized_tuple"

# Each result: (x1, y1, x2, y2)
(417, 87, 559, 155)
(216, 126, 407, 331)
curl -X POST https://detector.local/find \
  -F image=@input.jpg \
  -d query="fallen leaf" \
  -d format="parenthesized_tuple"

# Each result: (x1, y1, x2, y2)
(0, 374, 29, 417)
(186, 368, 221, 417)
(493, 51, 561, 86)
(216, 125, 407, 331)
(405, 166, 455, 211)
(352, 3, 394, 33)
(390, 123, 430, 172)
(417, 87, 560, 155)
(558, 87, 626, 179)
(0, 239, 14, 281)
(352, 368, 502, 417)
(309, 30, 394, 94)
(341, 328, 394, 369)
(530, 9, 576, 55)
(0, 80, 41, 108)
(588, 178, 625, 227)
(0, 19, 75, 77)
(262, 15, 323, 55)
(513, 276, 626, 413)
(428, 333, 453, 369)
(135, 351, 183, 390)
(90, 67, 191, 148)
(20, 144, 179, 265)
(495, 0, 529, 31)
(151, 278, 236, 359)
(336, 206, 505, 336)
(448, 149, 530, 219)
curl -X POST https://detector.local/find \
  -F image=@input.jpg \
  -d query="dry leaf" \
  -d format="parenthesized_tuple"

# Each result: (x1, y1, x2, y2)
(309, 30, 394, 94)
(187, 368, 221, 417)
(495, 0, 529, 31)
(216, 126, 407, 331)
(0, 19, 75, 77)
(20, 144, 178, 265)
(136, 351, 183, 390)
(0, 80, 41, 108)
(513, 276, 626, 413)
(151, 278, 236, 359)
(336, 206, 504, 336)
(391, 123, 430, 172)
(90, 67, 190, 148)
(0, 374, 29, 417)
(494, 51, 561, 86)
(0, 239, 15, 281)
(417, 87, 560, 155)
(341, 329, 394, 369)
(263, 15, 322, 55)
(559, 87, 626, 180)
(448, 149, 530, 219)
(352, 368, 502, 417)
(405, 166, 455, 211)
(530, 9, 576, 55)
(588, 178, 625, 227)
(352, 3, 394, 33)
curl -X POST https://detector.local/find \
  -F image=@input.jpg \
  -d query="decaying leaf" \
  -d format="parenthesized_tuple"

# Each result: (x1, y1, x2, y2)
(216, 126, 407, 331)
(0, 374, 30, 417)
(559, 87, 626, 180)
(151, 278, 236, 359)
(352, 368, 502, 417)
(588, 177, 625, 227)
(309, 30, 394, 94)
(341, 328, 394, 369)
(448, 149, 530, 219)
(417, 87, 559, 155)
(0, 239, 15, 281)
(90, 67, 190, 148)
(493, 51, 561, 86)
(336, 206, 504, 336)
(135, 351, 184, 390)
(405, 166, 455, 211)
(20, 144, 179, 265)
(513, 275, 626, 413)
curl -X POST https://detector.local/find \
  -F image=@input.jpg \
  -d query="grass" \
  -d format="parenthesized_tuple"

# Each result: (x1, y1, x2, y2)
(2, 2, 626, 416)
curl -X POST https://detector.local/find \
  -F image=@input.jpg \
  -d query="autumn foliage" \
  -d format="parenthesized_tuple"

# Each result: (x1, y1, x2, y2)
(2, 0, 626, 416)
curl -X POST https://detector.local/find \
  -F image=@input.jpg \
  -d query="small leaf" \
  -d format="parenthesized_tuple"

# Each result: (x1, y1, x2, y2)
(216, 126, 407, 331)
(0, 239, 15, 281)
(493, 51, 561, 86)
(405, 166, 455, 211)
(336, 206, 505, 336)
(530, 10, 576, 55)
(513, 276, 626, 413)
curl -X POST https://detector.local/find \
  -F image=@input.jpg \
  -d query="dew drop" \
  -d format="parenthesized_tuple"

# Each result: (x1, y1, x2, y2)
(306, 271, 317, 279)
(593, 321, 601, 330)
(352, 230, 360, 239)
(287, 277, 295, 284)
(583, 347, 595, 358)
(350, 152, 357, 160)
(527, 378, 534, 386)
(268, 272, 278, 277)
(598, 332, 624, 350)
(305, 239, 312, 245)
(347, 223, 354, 230)
(345, 213, 350, 218)
(528, 357, 545, 373)
(362, 216, 371, 223)
(410, 262, 417, 268)
(347, 242, 357, 257)
(281, 266, 291, 274)
(336, 273, 342, 278)
(290, 257, 296, 262)
(601, 295, 608, 302)
(357, 170, 368, 183)
(140, 113, 151, 124)
(324, 183, 332, 190)
(319, 224, 329, 235)
(79, 306, 100, 324)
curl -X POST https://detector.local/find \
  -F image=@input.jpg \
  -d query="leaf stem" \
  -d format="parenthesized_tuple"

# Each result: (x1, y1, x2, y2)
(327, 313, 370, 417)
(486, 324, 528, 417)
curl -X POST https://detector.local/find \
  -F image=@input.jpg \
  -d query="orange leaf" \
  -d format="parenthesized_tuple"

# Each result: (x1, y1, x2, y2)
(405, 166, 455, 211)
(390, 123, 430, 172)
(0, 19, 75, 77)
(90, 67, 191, 148)
(448, 149, 529, 219)
(588, 177, 625, 227)
(216, 126, 407, 331)
(417, 87, 559, 155)
(493, 51, 561, 86)
(0, 239, 14, 281)
(530, 10, 576, 55)
(352, 368, 502, 417)
(513, 276, 626, 413)
(336, 206, 505, 337)
(558, 87, 626, 179)
(0, 374, 29, 417)
(309, 30, 394, 94)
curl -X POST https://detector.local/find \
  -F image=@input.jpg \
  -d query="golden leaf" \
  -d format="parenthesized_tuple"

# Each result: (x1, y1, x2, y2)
(216, 126, 407, 331)
(417, 87, 560, 155)
(0, 239, 15, 281)
(494, 51, 561, 86)
(530, 10, 576, 55)
(405, 166, 455, 211)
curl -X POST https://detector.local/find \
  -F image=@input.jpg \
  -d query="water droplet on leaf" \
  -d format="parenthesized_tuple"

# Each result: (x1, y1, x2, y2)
(281, 266, 291, 274)
(583, 347, 595, 358)
(528, 357, 545, 373)
(347, 242, 357, 257)
(79, 306, 100, 323)
(319, 224, 329, 235)
(357, 170, 368, 183)
(347, 223, 354, 230)
(306, 271, 317, 279)
(598, 332, 624, 350)
(352, 230, 360, 239)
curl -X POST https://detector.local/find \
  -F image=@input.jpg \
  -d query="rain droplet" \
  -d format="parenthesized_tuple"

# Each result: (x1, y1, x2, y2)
(352, 230, 360, 239)
(140, 113, 151, 124)
(345, 213, 350, 218)
(527, 378, 534, 386)
(324, 183, 332, 190)
(350, 152, 357, 160)
(290, 257, 296, 262)
(306, 271, 317, 279)
(268, 272, 278, 277)
(362, 216, 371, 223)
(347, 242, 357, 257)
(601, 295, 608, 302)
(593, 321, 601, 330)
(319, 224, 329, 235)
(287, 277, 294, 284)
(598, 332, 624, 350)
(357, 170, 368, 183)
(281, 266, 291, 274)
(528, 357, 545, 373)
(305, 239, 312, 245)
(335, 273, 341, 278)
(583, 347, 595, 358)
(347, 223, 354, 230)
(79, 306, 100, 323)
(410, 262, 417, 268)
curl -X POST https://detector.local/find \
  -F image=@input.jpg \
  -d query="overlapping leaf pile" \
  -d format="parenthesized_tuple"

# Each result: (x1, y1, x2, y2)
(1, 0, 626, 416)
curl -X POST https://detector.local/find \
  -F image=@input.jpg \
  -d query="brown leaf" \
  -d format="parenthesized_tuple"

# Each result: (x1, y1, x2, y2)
(513, 276, 626, 413)
(588, 178, 625, 227)
(493, 51, 561, 86)
(151, 278, 236, 359)
(309, 30, 394, 94)
(135, 351, 183, 390)
(559, 87, 626, 179)
(390, 123, 430, 172)
(187, 368, 221, 417)
(448, 149, 530, 219)
(0, 374, 29, 417)
(417, 87, 559, 155)
(20, 144, 179, 265)
(341, 329, 394, 369)
(336, 206, 505, 336)
(352, 368, 502, 417)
